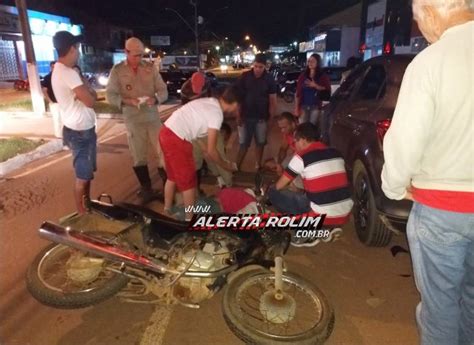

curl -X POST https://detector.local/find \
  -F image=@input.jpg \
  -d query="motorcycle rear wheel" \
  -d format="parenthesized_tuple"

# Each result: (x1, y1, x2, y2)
(26, 242, 129, 309)
(222, 270, 334, 345)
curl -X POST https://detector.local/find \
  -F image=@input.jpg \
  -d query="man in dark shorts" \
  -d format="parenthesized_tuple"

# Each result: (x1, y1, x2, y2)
(51, 31, 97, 214)
(235, 54, 277, 171)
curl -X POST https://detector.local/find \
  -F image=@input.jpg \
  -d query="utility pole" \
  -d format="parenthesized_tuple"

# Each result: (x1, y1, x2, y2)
(15, 0, 45, 116)
(190, 0, 200, 70)
(166, 3, 201, 70)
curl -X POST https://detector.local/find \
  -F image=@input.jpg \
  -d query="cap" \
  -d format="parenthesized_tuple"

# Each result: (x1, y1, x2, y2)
(191, 72, 206, 94)
(53, 31, 83, 52)
(125, 37, 145, 55)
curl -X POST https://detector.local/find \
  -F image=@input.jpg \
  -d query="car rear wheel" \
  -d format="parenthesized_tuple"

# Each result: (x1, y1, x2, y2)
(352, 161, 392, 247)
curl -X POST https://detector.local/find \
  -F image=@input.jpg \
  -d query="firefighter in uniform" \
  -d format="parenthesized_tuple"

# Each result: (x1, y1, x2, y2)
(106, 37, 168, 202)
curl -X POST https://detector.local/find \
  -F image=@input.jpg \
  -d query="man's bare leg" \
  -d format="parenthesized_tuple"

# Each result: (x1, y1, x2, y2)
(236, 147, 248, 171)
(164, 180, 176, 211)
(74, 179, 90, 214)
(255, 145, 264, 170)
(183, 188, 196, 221)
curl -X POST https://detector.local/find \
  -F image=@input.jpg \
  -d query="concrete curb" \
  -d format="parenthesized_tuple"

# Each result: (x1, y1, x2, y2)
(0, 104, 181, 178)
(0, 139, 63, 177)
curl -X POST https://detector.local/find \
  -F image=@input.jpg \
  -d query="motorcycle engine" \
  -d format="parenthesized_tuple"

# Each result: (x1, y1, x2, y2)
(172, 236, 235, 304)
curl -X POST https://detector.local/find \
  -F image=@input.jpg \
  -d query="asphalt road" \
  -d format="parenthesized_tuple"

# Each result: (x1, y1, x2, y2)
(0, 99, 420, 345)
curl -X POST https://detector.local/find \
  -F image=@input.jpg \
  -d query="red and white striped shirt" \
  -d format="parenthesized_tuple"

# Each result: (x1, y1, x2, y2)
(283, 142, 353, 225)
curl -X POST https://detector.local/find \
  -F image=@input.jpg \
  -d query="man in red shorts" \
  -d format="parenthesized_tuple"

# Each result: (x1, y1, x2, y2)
(159, 86, 240, 221)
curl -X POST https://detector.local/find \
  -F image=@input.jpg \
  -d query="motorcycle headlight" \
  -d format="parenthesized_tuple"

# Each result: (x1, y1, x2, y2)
(281, 87, 286, 93)
(98, 75, 109, 86)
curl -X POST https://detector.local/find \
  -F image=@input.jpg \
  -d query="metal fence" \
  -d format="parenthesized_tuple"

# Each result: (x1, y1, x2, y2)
(0, 40, 19, 81)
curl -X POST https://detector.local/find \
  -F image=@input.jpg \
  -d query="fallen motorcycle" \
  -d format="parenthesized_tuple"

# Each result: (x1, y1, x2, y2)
(26, 177, 334, 344)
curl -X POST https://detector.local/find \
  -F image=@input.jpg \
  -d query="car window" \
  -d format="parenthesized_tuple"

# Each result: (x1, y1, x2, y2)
(355, 64, 386, 101)
(323, 67, 344, 83)
(333, 65, 367, 100)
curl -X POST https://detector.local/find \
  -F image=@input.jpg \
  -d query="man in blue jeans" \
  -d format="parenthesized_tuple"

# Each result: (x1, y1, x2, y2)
(382, 1, 473, 344)
(268, 123, 353, 246)
(52, 31, 97, 214)
(235, 54, 277, 171)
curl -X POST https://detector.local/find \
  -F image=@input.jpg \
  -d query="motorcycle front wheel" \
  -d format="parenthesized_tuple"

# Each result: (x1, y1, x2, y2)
(222, 270, 334, 345)
(26, 242, 129, 309)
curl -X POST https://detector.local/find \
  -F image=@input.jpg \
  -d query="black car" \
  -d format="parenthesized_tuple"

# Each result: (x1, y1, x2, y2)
(323, 55, 415, 247)
(160, 70, 193, 96)
(160, 70, 219, 97)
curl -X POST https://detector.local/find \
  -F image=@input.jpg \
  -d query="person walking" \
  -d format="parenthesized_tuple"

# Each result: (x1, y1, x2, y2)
(106, 37, 168, 203)
(381, 1, 474, 344)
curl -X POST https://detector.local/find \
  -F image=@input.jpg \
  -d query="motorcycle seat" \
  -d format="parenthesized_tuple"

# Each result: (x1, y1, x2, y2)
(118, 203, 189, 231)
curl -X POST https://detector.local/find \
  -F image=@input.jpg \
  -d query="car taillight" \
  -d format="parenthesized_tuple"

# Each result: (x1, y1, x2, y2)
(376, 119, 391, 147)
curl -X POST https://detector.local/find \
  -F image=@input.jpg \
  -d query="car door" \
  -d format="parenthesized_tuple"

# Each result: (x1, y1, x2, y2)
(334, 63, 387, 161)
(329, 64, 368, 158)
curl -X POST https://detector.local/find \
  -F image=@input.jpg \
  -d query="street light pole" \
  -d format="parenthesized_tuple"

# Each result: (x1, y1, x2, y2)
(15, 0, 45, 116)
(190, 0, 200, 70)
(165, 3, 200, 70)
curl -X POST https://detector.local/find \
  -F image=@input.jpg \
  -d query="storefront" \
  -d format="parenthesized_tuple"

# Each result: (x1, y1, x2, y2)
(0, 5, 81, 81)
(299, 28, 359, 67)
(361, 0, 420, 60)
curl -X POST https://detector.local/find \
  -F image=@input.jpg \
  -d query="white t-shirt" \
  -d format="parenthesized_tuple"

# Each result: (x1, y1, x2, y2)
(382, 21, 474, 199)
(165, 97, 223, 141)
(52, 62, 96, 131)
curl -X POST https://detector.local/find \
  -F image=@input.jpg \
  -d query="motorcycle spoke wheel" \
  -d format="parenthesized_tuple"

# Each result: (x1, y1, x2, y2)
(37, 245, 119, 294)
(223, 270, 334, 345)
(238, 275, 322, 336)
(27, 242, 129, 309)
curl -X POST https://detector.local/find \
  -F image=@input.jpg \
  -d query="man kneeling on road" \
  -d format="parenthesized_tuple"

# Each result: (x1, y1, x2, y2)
(268, 123, 353, 247)
(52, 31, 97, 214)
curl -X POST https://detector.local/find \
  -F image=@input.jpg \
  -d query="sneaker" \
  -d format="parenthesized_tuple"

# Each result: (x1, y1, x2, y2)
(290, 228, 343, 248)
(321, 228, 343, 243)
(291, 238, 321, 248)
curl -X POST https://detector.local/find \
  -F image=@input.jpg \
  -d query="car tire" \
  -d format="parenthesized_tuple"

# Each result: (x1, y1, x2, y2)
(352, 161, 392, 247)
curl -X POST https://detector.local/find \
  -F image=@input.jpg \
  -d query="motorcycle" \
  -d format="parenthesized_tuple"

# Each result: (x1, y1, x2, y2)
(26, 175, 334, 344)
(279, 71, 300, 104)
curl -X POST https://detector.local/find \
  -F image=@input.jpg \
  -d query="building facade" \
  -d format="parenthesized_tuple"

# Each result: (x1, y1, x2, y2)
(0, 4, 81, 81)
(301, 3, 362, 67)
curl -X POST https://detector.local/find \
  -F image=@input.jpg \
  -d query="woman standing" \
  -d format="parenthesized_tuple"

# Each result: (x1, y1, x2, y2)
(295, 54, 331, 126)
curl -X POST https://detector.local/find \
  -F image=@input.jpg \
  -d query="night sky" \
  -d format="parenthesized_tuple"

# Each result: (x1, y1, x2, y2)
(5, 0, 361, 47)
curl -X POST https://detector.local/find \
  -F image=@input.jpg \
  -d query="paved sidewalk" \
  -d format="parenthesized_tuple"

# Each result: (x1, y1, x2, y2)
(0, 102, 180, 177)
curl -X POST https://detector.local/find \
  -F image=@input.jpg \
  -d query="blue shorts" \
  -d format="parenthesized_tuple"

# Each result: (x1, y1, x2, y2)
(63, 126, 97, 181)
(239, 119, 267, 148)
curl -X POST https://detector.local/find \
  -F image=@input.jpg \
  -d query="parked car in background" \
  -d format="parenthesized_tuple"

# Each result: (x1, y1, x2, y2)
(323, 55, 415, 247)
(160, 70, 193, 96)
(322, 66, 346, 95)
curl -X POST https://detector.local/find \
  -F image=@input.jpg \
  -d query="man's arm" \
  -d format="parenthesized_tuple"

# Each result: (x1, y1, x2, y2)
(275, 174, 291, 190)
(203, 128, 236, 171)
(277, 136, 289, 164)
(268, 93, 277, 118)
(381, 60, 433, 200)
(73, 84, 95, 108)
(275, 154, 304, 190)
(105, 65, 134, 109)
(42, 87, 52, 103)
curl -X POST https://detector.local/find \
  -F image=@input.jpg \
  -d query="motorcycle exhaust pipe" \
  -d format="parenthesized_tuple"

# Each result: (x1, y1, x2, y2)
(38, 221, 180, 275)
